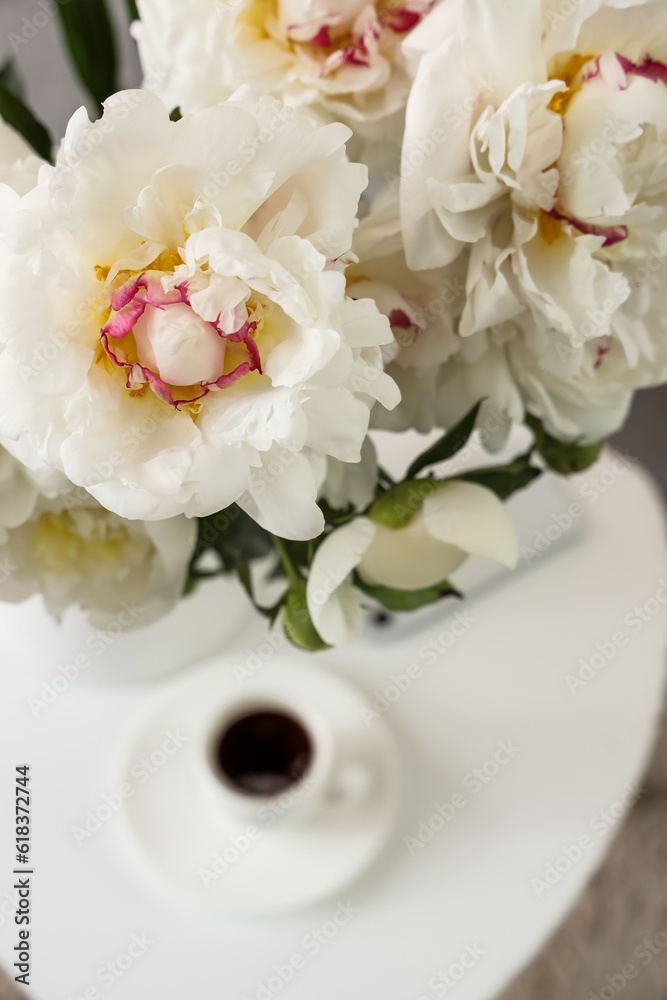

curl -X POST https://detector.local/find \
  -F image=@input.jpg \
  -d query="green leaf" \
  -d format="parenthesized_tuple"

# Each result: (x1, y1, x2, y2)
(169, 107, 182, 122)
(277, 538, 313, 572)
(0, 59, 25, 101)
(354, 573, 461, 612)
(0, 81, 52, 161)
(318, 498, 359, 528)
(195, 505, 272, 567)
(406, 401, 483, 480)
(234, 559, 291, 622)
(182, 576, 200, 598)
(377, 465, 395, 488)
(455, 450, 542, 500)
(235, 559, 254, 602)
(268, 594, 288, 628)
(125, 0, 139, 20)
(56, 0, 118, 109)
(526, 414, 602, 474)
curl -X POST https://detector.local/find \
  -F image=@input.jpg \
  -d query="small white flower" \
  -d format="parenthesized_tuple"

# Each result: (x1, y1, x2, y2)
(307, 480, 517, 644)
(0, 482, 196, 629)
(0, 91, 398, 539)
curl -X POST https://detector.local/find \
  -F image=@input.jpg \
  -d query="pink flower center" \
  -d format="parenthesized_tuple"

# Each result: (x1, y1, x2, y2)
(285, 0, 433, 74)
(99, 270, 262, 411)
(133, 303, 227, 386)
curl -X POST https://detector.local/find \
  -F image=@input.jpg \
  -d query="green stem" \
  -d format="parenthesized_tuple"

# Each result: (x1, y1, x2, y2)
(271, 535, 302, 587)
(377, 464, 396, 488)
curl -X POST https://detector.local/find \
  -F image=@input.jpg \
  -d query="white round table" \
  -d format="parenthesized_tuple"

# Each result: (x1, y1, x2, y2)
(0, 442, 665, 1000)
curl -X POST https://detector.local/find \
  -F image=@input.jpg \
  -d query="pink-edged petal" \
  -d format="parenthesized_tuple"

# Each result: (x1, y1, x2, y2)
(288, 21, 333, 46)
(100, 330, 132, 367)
(225, 319, 263, 373)
(128, 358, 213, 411)
(102, 332, 181, 409)
(548, 209, 629, 248)
(136, 367, 181, 408)
(581, 53, 667, 92)
(110, 270, 183, 313)
(110, 272, 145, 312)
(203, 361, 253, 390)
(102, 296, 147, 339)
(308, 25, 333, 46)
(381, 6, 425, 34)
(142, 271, 184, 308)
(618, 54, 667, 89)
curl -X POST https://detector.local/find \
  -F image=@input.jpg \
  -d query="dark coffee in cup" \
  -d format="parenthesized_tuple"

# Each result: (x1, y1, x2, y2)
(215, 709, 312, 796)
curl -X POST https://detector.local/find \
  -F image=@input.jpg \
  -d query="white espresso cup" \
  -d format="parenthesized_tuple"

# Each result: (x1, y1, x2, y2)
(193, 694, 337, 831)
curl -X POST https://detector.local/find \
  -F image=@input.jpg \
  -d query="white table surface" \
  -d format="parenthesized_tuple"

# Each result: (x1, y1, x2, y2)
(0, 441, 664, 1000)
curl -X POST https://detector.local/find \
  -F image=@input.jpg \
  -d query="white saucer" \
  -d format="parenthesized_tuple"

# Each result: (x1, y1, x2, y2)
(118, 659, 401, 916)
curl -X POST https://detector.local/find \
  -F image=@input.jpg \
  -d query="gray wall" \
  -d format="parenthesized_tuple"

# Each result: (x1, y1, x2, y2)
(0, 0, 141, 138)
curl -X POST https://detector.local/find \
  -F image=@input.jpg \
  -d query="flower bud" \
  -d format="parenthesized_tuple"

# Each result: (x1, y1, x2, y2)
(369, 479, 443, 530)
(282, 581, 330, 651)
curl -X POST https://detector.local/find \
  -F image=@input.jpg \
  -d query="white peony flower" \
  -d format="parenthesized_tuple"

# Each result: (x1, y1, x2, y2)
(400, 0, 667, 440)
(434, 283, 667, 443)
(0, 447, 67, 542)
(0, 482, 196, 630)
(133, 0, 434, 137)
(307, 479, 517, 644)
(0, 91, 398, 539)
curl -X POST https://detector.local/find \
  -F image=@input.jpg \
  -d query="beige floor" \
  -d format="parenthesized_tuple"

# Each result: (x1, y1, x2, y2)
(497, 706, 667, 1000)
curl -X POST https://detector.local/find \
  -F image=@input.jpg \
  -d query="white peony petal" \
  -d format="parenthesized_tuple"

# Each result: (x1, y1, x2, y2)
(303, 388, 370, 462)
(423, 482, 518, 569)
(338, 296, 394, 348)
(358, 511, 468, 589)
(401, 35, 477, 270)
(517, 228, 631, 341)
(236, 449, 325, 540)
(307, 517, 375, 644)
(323, 435, 377, 511)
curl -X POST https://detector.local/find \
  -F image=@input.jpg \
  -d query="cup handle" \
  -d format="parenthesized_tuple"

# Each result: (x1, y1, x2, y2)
(326, 761, 373, 808)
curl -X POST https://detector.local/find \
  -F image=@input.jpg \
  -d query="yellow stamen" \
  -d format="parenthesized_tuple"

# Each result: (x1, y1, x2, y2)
(548, 53, 596, 116)
(539, 211, 564, 245)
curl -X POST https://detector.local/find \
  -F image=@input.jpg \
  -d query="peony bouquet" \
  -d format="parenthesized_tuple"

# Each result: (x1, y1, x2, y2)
(0, 0, 665, 649)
